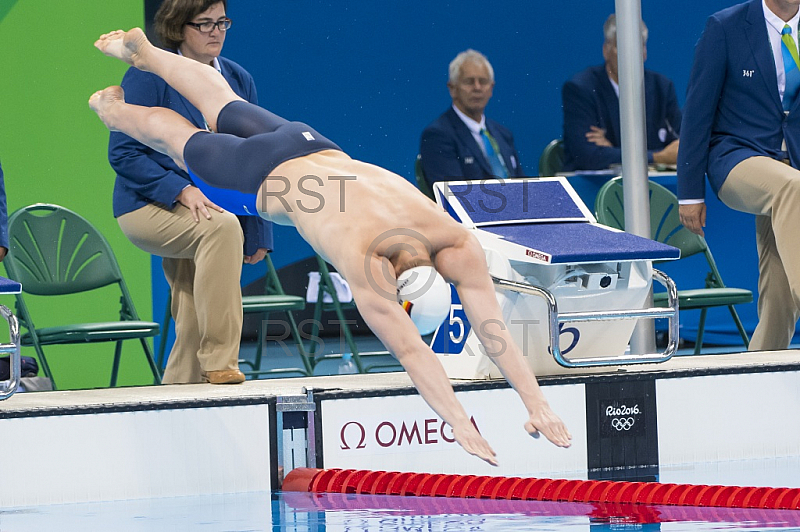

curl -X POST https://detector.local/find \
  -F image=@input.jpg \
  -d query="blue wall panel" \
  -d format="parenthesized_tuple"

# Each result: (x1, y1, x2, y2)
(158, 0, 774, 349)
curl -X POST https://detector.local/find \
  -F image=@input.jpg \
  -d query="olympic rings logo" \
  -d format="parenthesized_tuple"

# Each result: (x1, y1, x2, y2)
(610, 417, 635, 431)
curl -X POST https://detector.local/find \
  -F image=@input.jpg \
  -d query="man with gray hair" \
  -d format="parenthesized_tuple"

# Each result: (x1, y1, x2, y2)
(419, 49, 523, 186)
(561, 14, 682, 171)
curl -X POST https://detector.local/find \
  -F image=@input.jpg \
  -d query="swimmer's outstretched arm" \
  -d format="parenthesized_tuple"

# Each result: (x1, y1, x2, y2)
(435, 236, 573, 448)
(344, 255, 499, 466)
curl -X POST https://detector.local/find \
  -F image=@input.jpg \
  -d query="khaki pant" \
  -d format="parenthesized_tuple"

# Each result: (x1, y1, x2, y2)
(118, 203, 244, 383)
(720, 157, 800, 350)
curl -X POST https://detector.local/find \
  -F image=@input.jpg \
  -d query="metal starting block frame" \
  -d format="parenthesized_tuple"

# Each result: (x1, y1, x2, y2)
(430, 177, 680, 378)
(0, 276, 22, 400)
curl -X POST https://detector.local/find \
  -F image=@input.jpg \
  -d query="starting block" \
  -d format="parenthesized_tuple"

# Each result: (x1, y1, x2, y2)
(430, 178, 680, 378)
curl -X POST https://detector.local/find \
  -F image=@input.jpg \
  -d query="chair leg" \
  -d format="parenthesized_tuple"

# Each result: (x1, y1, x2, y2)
(34, 346, 56, 390)
(110, 341, 123, 387)
(315, 258, 365, 373)
(157, 291, 172, 372)
(251, 311, 268, 372)
(694, 309, 708, 355)
(308, 292, 325, 363)
(284, 310, 313, 376)
(328, 301, 364, 373)
(728, 305, 751, 349)
(140, 337, 162, 384)
(17, 300, 57, 389)
(28, 335, 56, 390)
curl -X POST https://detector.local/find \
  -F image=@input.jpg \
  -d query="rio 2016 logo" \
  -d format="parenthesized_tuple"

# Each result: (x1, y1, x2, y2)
(605, 404, 641, 433)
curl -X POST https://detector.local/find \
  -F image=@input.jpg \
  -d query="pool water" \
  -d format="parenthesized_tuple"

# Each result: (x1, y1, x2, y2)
(4, 488, 800, 532)
(4, 457, 800, 531)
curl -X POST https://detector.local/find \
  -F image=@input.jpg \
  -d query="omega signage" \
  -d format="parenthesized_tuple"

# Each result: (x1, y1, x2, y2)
(338, 416, 481, 451)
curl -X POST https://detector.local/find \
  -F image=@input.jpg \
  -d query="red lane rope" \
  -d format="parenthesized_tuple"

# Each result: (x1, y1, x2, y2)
(282, 468, 800, 510)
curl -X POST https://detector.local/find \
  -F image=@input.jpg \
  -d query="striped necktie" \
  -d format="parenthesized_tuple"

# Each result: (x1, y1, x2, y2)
(480, 128, 509, 178)
(782, 24, 800, 111)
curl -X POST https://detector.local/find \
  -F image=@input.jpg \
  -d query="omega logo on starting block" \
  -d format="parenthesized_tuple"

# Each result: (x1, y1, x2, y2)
(525, 249, 551, 263)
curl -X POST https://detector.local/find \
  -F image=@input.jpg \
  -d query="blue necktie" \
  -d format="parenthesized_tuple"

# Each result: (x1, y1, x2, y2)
(480, 128, 509, 178)
(782, 24, 800, 111)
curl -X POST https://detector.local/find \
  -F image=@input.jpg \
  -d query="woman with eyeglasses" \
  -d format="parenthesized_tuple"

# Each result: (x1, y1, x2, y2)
(107, 0, 272, 385)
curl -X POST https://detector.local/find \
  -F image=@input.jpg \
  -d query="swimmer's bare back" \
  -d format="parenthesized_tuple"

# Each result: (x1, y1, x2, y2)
(256, 149, 468, 269)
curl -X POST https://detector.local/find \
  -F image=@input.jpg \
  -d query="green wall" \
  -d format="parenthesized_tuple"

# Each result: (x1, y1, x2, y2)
(0, 0, 156, 389)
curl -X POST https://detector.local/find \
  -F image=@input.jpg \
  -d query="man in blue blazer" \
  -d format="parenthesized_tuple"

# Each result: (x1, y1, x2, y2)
(562, 15, 682, 172)
(419, 50, 524, 186)
(678, 0, 800, 351)
(108, 0, 272, 384)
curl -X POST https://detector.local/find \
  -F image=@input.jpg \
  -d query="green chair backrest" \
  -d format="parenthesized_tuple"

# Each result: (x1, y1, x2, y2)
(538, 139, 564, 176)
(594, 177, 707, 259)
(415, 154, 435, 200)
(5, 204, 124, 296)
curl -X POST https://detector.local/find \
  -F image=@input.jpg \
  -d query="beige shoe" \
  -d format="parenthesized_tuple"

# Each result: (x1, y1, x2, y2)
(203, 369, 246, 384)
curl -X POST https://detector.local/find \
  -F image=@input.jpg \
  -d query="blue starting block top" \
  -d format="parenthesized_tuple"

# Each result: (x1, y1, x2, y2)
(0, 276, 21, 294)
(484, 223, 678, 263)
(443, 180, 588, 225)
(435, 178, 679, 263)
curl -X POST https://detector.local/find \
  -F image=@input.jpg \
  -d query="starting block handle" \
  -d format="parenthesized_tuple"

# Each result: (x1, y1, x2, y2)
(491, 269, 679, 368)
(0, 305, 21, 400)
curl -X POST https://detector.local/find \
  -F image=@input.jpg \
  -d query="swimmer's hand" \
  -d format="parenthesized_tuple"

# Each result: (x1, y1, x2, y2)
(453, 424, 498, 466)
(524, 403, 572, 448)
(178, 185, 225, 222)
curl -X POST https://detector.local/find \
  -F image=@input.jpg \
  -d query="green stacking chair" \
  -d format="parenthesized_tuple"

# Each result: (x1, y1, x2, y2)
(594, 177, 752, 354)
(240, 253, 310, 377)
(158, 253, 311, 378)
(415, 155, 436, 200)
(306, 255, 365, 373)
(307, 256, 403, 373)
(538, 139, 564, 176)
(4, 204, 161, 389)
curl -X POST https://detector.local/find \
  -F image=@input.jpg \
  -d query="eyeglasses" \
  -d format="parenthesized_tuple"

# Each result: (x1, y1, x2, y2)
(185, 18, 232, 33)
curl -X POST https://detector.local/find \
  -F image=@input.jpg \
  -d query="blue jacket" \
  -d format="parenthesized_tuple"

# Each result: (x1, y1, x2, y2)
(0, 160, 7, 250)
(678, 0, 797, 200)
(419, 107, 524, 185)
(107, 55, 272, 254)
(562, 64, 682, 171)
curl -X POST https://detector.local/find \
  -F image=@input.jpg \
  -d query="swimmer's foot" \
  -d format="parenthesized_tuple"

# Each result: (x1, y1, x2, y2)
(88, 86, 125, 131)
(94, 28, 151, 70)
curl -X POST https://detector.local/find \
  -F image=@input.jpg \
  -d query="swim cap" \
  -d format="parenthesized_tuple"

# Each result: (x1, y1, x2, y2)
(396, 266, 451, 335)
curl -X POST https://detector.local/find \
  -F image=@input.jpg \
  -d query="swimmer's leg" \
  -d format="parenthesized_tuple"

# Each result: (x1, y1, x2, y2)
(184, 130, 280, 195)
(89, 86, 197, 170)
(94, 28, 240, 132)
(216, 101, 290, 138)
